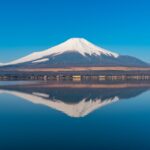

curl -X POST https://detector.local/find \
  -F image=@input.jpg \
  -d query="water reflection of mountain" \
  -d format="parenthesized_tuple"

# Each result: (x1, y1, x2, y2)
(0, 81, 150, 118)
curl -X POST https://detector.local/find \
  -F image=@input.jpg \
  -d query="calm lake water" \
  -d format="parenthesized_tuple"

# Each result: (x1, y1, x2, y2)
(0, 80, 150, 150)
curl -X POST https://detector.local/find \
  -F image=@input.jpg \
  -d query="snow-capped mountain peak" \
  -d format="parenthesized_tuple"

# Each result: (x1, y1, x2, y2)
(52, 38, 119, 57)
(2, 38, 119, 66)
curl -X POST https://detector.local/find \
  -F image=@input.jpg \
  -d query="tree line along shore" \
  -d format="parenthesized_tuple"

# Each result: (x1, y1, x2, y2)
(0, 68, 150, 81)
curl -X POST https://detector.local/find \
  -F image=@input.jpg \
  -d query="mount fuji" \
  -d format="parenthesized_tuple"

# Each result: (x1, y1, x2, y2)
(0, 38, 149, 68)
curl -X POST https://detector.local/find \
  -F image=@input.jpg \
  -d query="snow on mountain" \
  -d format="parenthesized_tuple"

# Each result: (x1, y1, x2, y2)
(2, 38, 119, 66)
(32, 58, 49, 63)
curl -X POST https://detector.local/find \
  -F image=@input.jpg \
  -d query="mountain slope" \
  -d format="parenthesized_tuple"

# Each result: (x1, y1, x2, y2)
(0, 38, 149, 68)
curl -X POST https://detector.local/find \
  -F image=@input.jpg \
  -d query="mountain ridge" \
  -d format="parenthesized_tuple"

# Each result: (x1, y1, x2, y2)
(0, 38, 149, 68)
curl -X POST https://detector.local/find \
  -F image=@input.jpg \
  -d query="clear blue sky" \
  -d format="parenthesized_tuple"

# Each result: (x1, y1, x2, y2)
(0, 0, 150, 62)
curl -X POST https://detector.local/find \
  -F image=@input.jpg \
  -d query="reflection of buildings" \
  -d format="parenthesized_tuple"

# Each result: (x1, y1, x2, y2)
(0, 81, 150, 118)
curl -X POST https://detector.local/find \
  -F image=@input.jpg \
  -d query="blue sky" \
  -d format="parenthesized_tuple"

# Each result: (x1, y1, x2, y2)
(0, 0, 150, 62)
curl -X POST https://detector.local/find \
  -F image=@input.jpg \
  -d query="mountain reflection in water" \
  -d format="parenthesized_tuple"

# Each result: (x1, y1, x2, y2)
(0, 81, 150, 118)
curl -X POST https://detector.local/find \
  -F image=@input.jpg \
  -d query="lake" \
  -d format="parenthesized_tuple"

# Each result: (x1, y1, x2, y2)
(0, 80, 150, 150)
